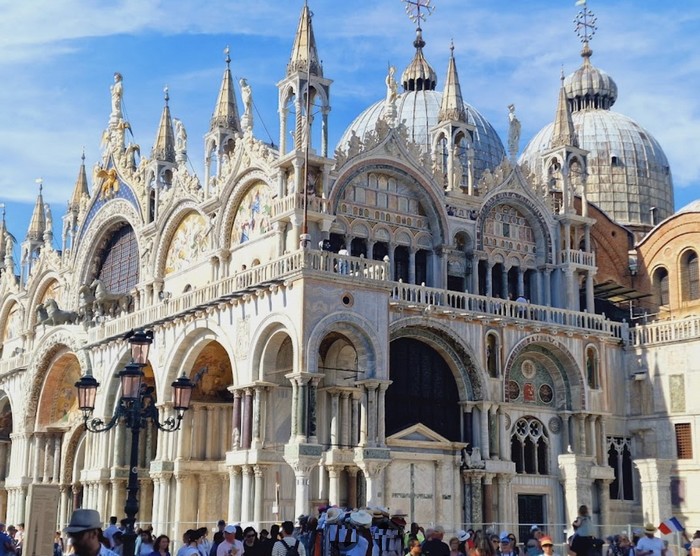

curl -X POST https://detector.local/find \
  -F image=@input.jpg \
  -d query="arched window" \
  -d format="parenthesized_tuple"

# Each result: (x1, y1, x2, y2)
(682, 251, 700, 301)
(653, 267, 669, 307)
(608, 436, 634, 500)
(486, 333, 500, 378)
(586, 346, 599, 389)
(511, 417, 549, 475)
(97, 225, 139, 294)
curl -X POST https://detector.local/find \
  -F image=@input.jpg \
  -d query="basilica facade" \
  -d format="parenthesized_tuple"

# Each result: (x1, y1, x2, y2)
(0, 2, 696, 542)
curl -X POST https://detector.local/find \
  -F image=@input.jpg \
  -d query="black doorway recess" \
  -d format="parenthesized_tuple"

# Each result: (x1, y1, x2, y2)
(387, 337, 461, 441)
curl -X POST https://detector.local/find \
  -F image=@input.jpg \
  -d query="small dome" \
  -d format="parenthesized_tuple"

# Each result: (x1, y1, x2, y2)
(520, 110, 674, 228)
(401, 29, 437, 92)
(677, 199, 700, 215)
(564, 55, 618, 110)
(337, 90, 505, 181)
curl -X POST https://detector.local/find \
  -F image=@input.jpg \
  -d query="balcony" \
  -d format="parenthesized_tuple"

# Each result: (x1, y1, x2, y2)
(271, 193, 331, 218)
(560, 249, 596, 268)
(630, 315, 700, 346)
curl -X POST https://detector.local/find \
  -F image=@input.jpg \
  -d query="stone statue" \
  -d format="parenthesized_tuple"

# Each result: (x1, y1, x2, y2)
(507, 104, 521, 161)
(386, 65, 399, 104)
(44, 203, 52, 230)
(174, 119, 187, 155)
(239, 78, 253, 117)
(110, 72, 123, 119)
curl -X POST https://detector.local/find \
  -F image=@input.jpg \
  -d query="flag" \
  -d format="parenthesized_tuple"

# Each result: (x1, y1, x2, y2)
(658, 517, 684, 535)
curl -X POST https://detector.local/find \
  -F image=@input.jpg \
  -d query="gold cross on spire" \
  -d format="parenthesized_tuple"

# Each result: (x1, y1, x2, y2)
(574, 2, 597, 46)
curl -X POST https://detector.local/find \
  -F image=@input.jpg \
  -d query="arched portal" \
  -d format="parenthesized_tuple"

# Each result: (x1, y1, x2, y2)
(387, 338, 461, 441)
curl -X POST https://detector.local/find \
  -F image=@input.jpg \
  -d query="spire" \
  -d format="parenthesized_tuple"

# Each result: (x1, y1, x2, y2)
(287, 2, 323, 77)
(69, 150, 90, 211)
(26, 180, 46, 242)
(210, 47, 241, 132)
(438, 42, 466, 123)
(551, 71, 577, 148)
(0, 205, 7, 262)
(152, 87, 176, 162)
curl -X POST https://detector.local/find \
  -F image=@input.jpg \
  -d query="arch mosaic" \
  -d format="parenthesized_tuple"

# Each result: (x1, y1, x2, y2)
(0, 393, 13, 440)
(162, 212, 209, 277)
(503, 334, 584, 411)
(153, 201, 207, 277)
(1, 300, 22, 344)
(24, 330, 91, 433)
(36, 352, 82, 430)
(218, 171, 275, 251)
(390, 318, 485, 401)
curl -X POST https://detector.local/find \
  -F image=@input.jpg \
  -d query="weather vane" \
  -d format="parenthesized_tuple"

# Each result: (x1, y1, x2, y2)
(574, 1, 597, 45)
(402, 0, 435, 26)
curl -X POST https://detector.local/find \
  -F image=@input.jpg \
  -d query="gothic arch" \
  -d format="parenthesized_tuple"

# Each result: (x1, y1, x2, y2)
(154, 201, 210, 279)
(476, 192, 554, 265)
(70, 199, 142, 299)
(218, 170, 276, 251)
(389, 318, 485, 401)
(503, 334, 584, 410)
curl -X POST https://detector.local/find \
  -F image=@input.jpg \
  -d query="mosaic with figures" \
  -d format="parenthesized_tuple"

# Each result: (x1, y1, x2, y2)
(507, 358, 555, 406)
(483, 205, 537, 254)
(165, 212, 208, 275)
(232, 182, 273, 244)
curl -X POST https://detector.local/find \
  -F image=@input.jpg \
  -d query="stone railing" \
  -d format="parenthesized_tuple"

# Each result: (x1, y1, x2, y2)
(390, 281, 627, 339)
(561, 249, 596, 268)
(630, 315, 700, 346)
(86, 250, 389, 344)
(271, 193, 331, 218)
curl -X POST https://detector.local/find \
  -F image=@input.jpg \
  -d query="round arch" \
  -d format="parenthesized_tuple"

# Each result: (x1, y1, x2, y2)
(503, 334, 585, 411)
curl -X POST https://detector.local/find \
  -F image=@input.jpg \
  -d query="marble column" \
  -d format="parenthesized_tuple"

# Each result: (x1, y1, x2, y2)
(330, 390, 340, 447)
(497, 474, 513, 526)
(340, 392, 351, 447)
(252, 387, 263, 449)
(351, 394, 360, 446)
(241, 465, 253, 522)
(498, 407, 508, 460)
(634, 458, 674, 525)
(480, 404, 491, 459)
(347, 468, 358, 509)
(359, 387, 368, 447)
(232, 390, 242, 449)
(574, 413, 587, 454)
(228, 467, 242, 522)
(377, 383, 388, 446)
(489, 405, 499, 459)
(482, 474, 494, 525)
(242, 388, 253, 450)
(253, 465, 265, 527)
(308, 379, 319, 444)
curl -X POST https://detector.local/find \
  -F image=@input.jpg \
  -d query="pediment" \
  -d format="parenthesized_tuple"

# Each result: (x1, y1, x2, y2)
(386, 422, 464, 451)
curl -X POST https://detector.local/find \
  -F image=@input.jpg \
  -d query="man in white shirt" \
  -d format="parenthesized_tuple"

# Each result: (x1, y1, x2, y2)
(636, 524, 666, 556)
(216, 525, 243, 556)
(103, 517, 119, 549)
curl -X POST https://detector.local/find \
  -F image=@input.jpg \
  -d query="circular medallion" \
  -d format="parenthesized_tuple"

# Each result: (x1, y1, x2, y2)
(508, 380, 520, 400)
(539, 384, 553, 404)
(548, 416, 561, 434)
(521, 359, 536, 379)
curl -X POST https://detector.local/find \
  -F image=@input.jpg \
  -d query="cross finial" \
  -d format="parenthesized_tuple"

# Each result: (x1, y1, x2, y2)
(402, 0, 435, 26)
(35, 177, 43, 193)
(224, 45, 231, 66)
(163, 85, 169, 104)
(574, 1, 597, 57)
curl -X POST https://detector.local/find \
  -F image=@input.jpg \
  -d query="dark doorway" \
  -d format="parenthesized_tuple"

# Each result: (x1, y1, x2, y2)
(518, 494, 545, 542)
(387, 338, 461, 441)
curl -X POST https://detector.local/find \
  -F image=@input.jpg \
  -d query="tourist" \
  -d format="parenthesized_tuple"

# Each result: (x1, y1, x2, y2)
(422, 526, 450, 556)
(64, 509, 117, 556)
(271, 521, 304, 556)
(242, 528, 262, 556)
(149, 535, 171, 556)
(636, 524, 665, 556)
(103, 518, 119, 549)
(217, 525, 243, 556)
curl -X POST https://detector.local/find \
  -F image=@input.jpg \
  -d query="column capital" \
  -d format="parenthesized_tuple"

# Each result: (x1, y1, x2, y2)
(253, 465, 265, 478)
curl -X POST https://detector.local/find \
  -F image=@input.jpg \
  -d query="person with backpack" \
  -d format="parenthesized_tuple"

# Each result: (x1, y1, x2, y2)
(271, 522, 304, 556)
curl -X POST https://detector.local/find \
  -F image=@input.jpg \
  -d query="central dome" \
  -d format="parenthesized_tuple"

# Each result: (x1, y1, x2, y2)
(337, 90, 506, 181)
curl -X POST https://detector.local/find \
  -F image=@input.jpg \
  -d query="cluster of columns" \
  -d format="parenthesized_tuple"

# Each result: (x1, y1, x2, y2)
(475, 257, 552, 305)
(326, 388, 360, 448)
(461, 471, 515, 527)
(225, 466, 266, 525)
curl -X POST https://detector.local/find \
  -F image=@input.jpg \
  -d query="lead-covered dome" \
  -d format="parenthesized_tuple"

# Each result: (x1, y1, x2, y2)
(520, 47, 673, 230)
(338, 91, 505, 182)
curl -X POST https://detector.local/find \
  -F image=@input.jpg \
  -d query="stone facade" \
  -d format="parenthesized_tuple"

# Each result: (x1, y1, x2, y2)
(0, 2, 695, 543)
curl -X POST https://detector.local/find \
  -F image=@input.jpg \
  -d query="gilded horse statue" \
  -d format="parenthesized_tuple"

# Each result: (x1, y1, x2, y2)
(90, 279, 132, 317)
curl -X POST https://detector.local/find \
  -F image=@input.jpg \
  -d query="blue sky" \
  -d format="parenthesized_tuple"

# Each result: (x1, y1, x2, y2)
(0, 0, 698, 247)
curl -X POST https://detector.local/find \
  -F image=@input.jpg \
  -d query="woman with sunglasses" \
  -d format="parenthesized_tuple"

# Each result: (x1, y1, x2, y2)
(242, 528, 262, 556)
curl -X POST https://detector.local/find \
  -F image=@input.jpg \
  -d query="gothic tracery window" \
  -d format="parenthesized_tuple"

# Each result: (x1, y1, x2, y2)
(511, 417, 549, 475)
(96, 225, 139, 294)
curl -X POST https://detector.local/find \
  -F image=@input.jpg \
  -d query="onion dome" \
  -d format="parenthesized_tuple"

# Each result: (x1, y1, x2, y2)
(520, 4, 673, 231)
(564, 45, 618, 110)
(338, 31, 504, 181)
(401, 28, 437, 92)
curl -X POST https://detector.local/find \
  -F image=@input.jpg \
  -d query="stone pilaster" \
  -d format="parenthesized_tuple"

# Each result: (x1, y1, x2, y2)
(634, 458, 674, 525)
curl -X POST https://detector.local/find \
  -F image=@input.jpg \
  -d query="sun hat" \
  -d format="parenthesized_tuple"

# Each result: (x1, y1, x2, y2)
(644, 523, 657, 534)
(349, 509, 372, 528)
(65, 509, 102, 534)
(541, 536, 554, 546)
(457, 530, 471, 542)
(325, 507, 343, 524)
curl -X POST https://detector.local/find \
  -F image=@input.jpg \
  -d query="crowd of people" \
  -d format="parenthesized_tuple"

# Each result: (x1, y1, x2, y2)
(0, 522, 23, 556)
(59, 505, 700, 556)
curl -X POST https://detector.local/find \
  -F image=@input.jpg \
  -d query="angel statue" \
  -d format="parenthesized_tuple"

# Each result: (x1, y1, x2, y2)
(386, 65, 399, 104)
(174, 119, 187, 154)
(240, 78, 253, 117)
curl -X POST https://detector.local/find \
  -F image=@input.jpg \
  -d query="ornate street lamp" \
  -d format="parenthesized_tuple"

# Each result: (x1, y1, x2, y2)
(75, 329, 194, 556)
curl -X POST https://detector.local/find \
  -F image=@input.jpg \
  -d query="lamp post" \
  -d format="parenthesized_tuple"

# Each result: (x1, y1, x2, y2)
(75, 329, 194, 556)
